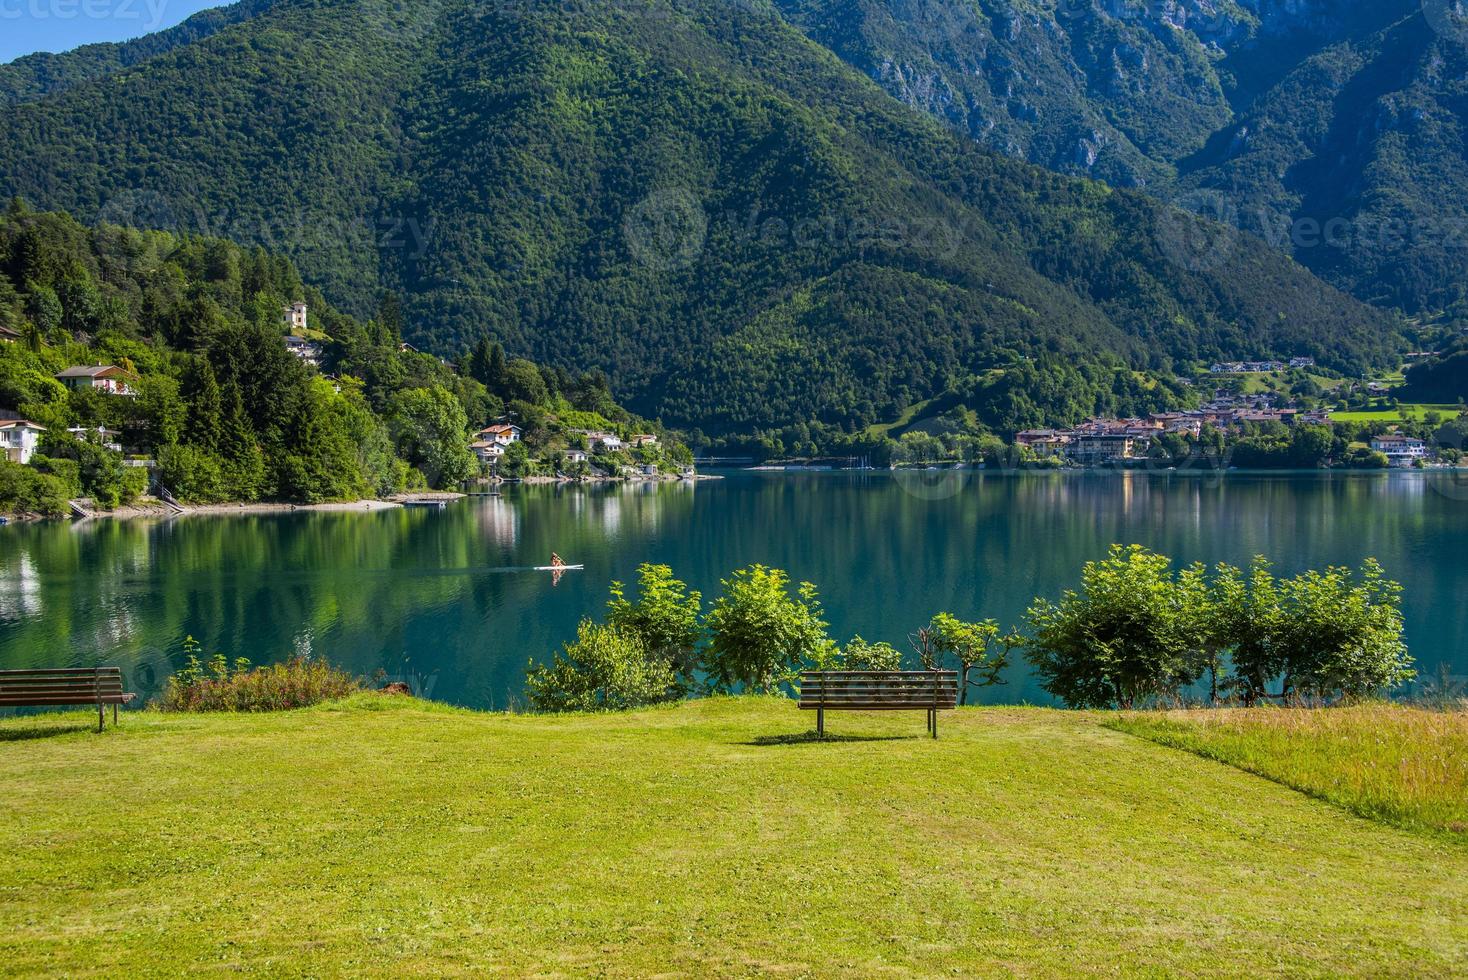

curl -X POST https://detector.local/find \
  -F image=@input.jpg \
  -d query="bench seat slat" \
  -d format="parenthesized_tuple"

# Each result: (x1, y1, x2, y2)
(801, 703, 956, 711)
(0, 689, 126, 695)
(0, 695, 135, 706)
(0, 669, 123, 677)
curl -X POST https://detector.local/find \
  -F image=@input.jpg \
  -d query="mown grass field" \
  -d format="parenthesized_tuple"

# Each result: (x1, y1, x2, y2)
(1111, 704, 1468, 839)
(2, 697, 1465, 976)
(1330, 403, 1462, 424)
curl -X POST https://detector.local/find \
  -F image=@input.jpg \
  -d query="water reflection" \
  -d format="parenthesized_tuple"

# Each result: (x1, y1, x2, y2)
(0, 471, 1463, 708)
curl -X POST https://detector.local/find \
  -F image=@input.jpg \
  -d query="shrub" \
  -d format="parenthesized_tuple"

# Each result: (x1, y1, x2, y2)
(526, 620, 677, 713)
(606, 564, 702, 684)
(160, 639, 362, 712)
(704, 565, 832, 693)
(1024, 547, 1413, 708)
(840, 636, 903, 671)
(0, 459, 70, 517)
(1025, 546, 1200, 709)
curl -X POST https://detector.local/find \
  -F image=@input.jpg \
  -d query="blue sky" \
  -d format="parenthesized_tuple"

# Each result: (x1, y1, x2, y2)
(0, 0, 228, 64)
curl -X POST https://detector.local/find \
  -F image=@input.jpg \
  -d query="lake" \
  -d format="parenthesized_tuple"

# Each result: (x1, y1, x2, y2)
(2, 470, 1465, 708)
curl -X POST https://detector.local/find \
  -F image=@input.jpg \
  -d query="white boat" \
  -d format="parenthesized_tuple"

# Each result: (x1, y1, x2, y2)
(535, 565, 585, 571)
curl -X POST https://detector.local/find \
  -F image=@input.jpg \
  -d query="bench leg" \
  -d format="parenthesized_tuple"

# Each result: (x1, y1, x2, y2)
(113, 703, 118, 726)
(817, 708, 824, 739)
(97, 702, 104, 734)
(931, 710, 938, 740)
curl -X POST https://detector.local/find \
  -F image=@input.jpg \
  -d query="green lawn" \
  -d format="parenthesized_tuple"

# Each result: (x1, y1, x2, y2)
(2, 697, 1466, 976)
(1330, 403, 1461, 424)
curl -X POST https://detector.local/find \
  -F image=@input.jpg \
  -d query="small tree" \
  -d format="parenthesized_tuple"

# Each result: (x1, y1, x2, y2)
(911, 613, 1008, 705)
(704, 565, 831, 693)
(1024, 545, 1199, 709)
(525, 621, 677, 713)
(606, 564, 703, 685)
(1271, 559, 1413, 701)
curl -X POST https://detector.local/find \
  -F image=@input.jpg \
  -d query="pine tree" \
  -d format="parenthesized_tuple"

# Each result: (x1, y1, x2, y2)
(186, 359, 224, 453)
(377, 292, 403, 345)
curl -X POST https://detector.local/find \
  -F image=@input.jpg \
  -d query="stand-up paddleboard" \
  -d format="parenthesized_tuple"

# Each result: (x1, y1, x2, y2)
(536, 564, 585, 571)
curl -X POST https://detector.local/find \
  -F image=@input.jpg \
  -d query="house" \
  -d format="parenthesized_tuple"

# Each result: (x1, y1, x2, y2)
(1015, 429, 1072, 458)
(630, 434, 658, 448)
(66, 426, 123, 453)
(282, 301, 308, 332)
(477, 424, 521, 446)
(1370, 435, 1430, 467)
(55, 365, 136, 396)
(580, 431, 624, 451)
(1289, 357, 1317, 370)
(283, 335, 323, 368)
(0, 420, 46, 464)
(564, 449, 589, 465)
(0, 323, 20, 344)
(471, 441, 506, 465)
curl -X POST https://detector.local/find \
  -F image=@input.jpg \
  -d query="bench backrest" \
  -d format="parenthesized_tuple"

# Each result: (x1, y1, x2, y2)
(0, 667, 129, 707)
(798, 671, 960, 710)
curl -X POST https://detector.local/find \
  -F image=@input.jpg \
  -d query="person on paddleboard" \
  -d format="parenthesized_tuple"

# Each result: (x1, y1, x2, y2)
(550, 553, 566, 570)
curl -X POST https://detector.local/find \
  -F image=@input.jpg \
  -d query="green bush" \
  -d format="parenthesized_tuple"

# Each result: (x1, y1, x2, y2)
(0, 459, 70, 517)
(704, 565, 832, 693)
(160, 640, 362, 712)
(1023, 546, 1413, 709)
(526, 620, 677, 713)
(840, 636, 903, 671)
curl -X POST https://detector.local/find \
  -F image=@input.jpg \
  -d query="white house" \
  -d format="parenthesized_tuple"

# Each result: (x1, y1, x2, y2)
(1371, 435, 1430, 467)
(581, 431, 623, 451)
(284, 335, 323, 368)
(630, 434, 658, 448)
(56, 365, 136, 396)
(564, 449, 589, 464)
(66, 426, 123, 453)
(283, 301, 308, 332)
(477, 424, 522, 446)
(0, 420, 46, 464)
(471, 441, 506, 465)
(0, 324, 20, 344)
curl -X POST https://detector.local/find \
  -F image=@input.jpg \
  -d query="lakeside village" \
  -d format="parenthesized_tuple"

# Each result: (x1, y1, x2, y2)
(0, 299, 695, 521)
(873, 357, 1466, 473)
(279, 302, 694, 485)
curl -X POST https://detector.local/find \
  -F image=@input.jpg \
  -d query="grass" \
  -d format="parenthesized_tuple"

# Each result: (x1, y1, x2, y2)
(1330, 403, 1462, 424)
(1, 697, 1466, 976)
(1110, 704, 1468, 840)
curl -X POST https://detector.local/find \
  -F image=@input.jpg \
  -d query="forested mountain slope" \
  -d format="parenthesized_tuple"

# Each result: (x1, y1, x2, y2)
(771, 0, 1468, 317)
(0, 0, 1398, 438)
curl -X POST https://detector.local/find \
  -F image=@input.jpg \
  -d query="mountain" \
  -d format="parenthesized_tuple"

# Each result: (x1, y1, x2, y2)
(0, 0, 1398, 439)
(771, 0, 1468, 317)
(0, 0, 285, 107)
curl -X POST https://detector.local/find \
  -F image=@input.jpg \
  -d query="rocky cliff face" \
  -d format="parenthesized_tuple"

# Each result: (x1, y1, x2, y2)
(775, 0, 1468, 316)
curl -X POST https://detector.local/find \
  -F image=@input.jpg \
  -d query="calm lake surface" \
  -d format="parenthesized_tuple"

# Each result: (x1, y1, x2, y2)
(2, 470, 1465, 708)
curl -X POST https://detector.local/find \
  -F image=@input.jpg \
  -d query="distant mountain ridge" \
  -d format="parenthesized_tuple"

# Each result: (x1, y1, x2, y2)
(0, 0, 1399, 438)
(770, 0, 1468, 317)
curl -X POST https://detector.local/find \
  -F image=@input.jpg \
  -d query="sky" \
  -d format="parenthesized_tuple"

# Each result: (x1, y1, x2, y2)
(0, 0, 228, 64)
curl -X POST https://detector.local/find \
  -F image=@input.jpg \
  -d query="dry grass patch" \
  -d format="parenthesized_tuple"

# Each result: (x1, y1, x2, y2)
(1111, 703, 1468, 838)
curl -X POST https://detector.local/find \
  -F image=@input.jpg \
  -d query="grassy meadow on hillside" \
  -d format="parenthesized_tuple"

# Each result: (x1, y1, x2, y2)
(1, 697, 1465, 976)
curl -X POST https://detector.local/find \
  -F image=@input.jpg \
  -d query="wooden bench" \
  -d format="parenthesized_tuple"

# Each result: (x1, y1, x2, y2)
(0, 668, 136, 732)
(798, 670, 959, 739)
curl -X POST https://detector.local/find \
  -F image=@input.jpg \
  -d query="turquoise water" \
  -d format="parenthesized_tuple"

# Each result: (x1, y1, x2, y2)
(1, 470, 1464, 707)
